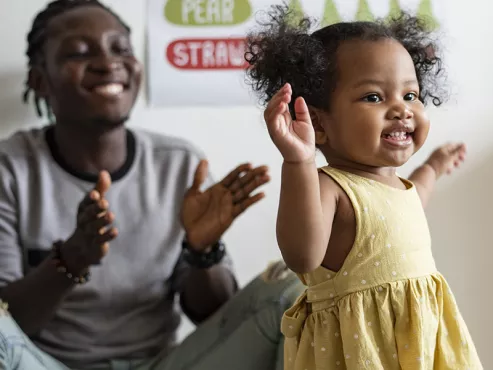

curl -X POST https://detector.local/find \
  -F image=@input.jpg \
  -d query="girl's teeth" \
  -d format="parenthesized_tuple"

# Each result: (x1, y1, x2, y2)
(387, 132, 408, 140)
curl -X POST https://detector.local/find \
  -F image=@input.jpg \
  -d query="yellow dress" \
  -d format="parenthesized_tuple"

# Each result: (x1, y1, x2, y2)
(281, 167, 482, 369)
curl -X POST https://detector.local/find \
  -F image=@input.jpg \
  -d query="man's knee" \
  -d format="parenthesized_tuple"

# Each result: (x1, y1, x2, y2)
(249, 260, 304, 310)
(0, 303, 25, 367)
(0, 301, 24, 350)
(219, 261, 304, 343)
(252, 263, 303, 342)
(0, 302, 54, 369)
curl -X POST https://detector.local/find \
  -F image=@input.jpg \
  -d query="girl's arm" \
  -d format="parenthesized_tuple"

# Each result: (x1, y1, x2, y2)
(277, 162, 336, 273)
(409, 143, 466, 208)
(264, 84, 335, 273)
(408, 163, 436, 207)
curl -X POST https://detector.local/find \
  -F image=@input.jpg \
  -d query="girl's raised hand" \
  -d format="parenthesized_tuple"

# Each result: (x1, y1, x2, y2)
(263, 83, 316, 163)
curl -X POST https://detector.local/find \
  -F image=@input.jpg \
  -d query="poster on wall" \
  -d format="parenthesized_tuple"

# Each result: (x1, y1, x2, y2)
(147, 0, 444, 107)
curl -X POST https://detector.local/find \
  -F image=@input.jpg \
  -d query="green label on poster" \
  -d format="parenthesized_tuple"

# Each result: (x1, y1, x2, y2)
(165, 0, 252, 26)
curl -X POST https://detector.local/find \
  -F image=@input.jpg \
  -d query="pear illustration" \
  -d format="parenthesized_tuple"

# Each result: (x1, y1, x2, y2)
(321, 0, 341, 27)
(355, 0, 374, 22)
(417, 0, 439, 30)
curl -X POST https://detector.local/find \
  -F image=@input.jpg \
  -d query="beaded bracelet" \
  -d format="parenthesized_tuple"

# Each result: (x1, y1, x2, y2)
(182, 239, 226, 269)
(51, 240, 91, 285)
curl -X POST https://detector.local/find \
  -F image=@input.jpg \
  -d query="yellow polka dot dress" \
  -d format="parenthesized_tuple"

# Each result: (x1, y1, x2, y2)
(281, 167, 482, 369)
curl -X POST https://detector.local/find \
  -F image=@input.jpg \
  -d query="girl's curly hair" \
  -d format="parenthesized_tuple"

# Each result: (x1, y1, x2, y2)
(245, 4, 446, 116)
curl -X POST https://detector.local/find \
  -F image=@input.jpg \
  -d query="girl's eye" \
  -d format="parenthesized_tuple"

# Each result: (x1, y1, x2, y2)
(362, 94, 382, 103)
(404, 92, 418, 101)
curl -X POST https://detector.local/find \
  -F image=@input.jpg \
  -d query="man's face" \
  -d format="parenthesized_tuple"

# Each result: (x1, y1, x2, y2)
(39, 6, 142, 129)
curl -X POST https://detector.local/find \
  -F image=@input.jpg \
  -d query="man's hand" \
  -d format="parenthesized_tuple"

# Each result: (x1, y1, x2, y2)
(181, 160, 269, 250)
(61, 171, 118, 274)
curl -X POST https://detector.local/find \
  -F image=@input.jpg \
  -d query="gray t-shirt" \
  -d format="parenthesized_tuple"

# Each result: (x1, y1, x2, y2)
(0, 126, 233, 367)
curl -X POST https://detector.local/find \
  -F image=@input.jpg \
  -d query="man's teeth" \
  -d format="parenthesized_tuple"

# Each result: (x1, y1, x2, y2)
(386, 131, 408, 140)
(93, 83, 124, 96)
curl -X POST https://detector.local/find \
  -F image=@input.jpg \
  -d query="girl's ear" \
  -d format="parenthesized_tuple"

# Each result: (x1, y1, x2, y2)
(308, 105, 328, 145)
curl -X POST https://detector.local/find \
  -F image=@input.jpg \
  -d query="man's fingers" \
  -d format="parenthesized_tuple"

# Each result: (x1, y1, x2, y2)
(96, 228, 118, 246)
(77, 200, 109, 226)
(78, 171, 111, 216)
(220, 163, 252, 188)
(85, 211, 115, 235)
(100, 243, 110, 258)
(232, 171, 270, 203)
(232, 193, 265, 217)
(78, 190, 101, 213)
(227, 165, 268, 192)
(90, 229, 118, 263)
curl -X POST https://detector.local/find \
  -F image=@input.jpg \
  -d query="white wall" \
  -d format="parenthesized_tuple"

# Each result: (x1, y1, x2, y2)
(1, 0, 492, 367)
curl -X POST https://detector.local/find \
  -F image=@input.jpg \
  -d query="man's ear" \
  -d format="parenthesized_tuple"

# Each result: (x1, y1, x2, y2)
(27, 66, 49, 99)
(308, 105, 328, 145)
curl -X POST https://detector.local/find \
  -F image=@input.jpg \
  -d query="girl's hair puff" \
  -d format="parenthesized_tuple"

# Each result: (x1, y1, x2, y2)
(245, 4, 446, 116)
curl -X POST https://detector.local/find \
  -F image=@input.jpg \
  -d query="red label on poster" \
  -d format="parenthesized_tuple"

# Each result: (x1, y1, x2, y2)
(166, 38, 248, 70)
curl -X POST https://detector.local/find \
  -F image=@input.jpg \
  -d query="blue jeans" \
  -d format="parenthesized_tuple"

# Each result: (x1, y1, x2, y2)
(0, 267, 303, 370)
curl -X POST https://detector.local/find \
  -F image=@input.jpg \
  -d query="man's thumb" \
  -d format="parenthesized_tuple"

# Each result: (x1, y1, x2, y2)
(95, 171, 112, 196)
(191, 160, 208, 191)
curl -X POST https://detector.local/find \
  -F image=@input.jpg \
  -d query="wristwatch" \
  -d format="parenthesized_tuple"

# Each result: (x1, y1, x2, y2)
(181, 238, 226, 269)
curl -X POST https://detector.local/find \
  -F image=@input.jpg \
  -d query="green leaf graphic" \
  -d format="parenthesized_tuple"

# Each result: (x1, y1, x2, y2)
(386, 0, 401, 21)
(164, 0, 252, 26)
(286, 0, 305, 26)
(321, 0, 341, 27)
(355, 0, 374, 22)
(417, 0, 439, 30)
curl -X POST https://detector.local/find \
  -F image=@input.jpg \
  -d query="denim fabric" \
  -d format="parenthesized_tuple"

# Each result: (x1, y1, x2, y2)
(0, 272, 303, 370)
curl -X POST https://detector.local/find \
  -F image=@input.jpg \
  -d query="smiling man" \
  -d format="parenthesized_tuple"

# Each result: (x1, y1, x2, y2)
(0, 1, 302, 370)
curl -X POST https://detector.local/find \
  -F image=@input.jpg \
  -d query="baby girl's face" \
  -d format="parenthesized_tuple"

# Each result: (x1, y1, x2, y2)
(318, 39, 429, 168)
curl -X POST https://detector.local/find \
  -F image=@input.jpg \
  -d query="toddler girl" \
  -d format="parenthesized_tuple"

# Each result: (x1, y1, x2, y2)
(245, 6, 482, 369)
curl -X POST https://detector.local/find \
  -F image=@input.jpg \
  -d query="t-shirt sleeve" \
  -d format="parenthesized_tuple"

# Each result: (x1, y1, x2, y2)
(0, 156, 23, 287)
